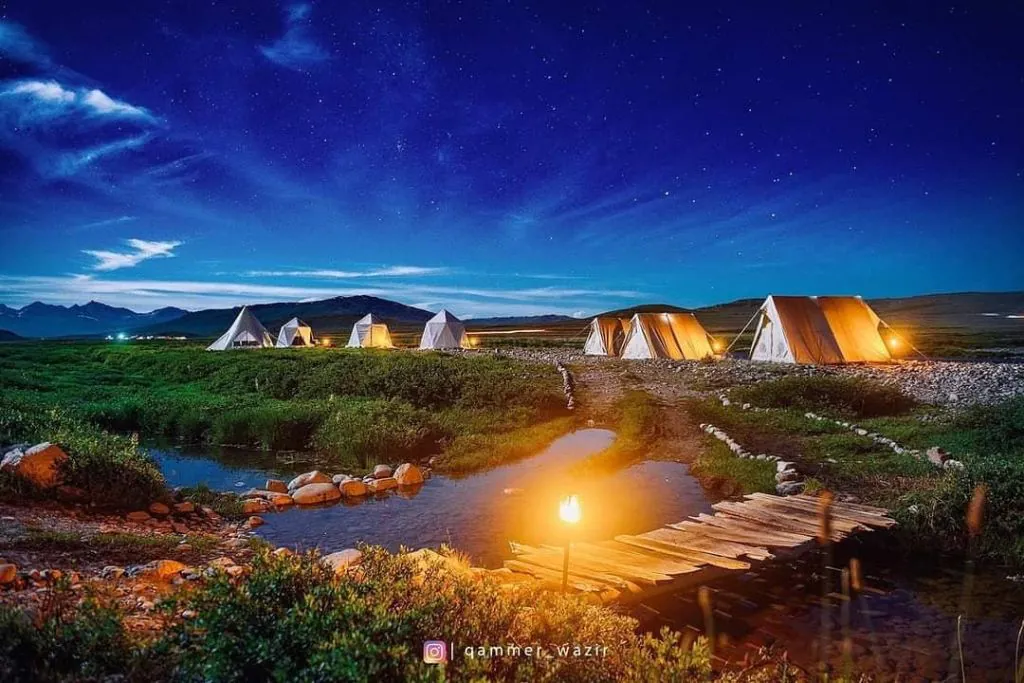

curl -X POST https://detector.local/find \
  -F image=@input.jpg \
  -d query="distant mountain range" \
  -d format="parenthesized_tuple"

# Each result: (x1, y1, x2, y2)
(134, 295, 434, 337)
(0, 301, 188, 338)
(1, 291, 1021, 339)
(0, 329, 24, 342)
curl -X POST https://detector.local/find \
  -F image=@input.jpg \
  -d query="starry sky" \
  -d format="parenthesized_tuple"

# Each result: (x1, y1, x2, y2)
(1, 1, 1021, 317)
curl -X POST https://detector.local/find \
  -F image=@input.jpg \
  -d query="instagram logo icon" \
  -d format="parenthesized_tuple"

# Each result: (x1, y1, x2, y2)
(423, 640, 448, 664)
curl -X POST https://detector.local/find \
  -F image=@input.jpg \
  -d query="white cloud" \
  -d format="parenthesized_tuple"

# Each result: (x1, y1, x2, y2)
(260, 3, 329, 70)
(0, 274, 635, 318)
(0, 21, 50, 67)
(83, 238, 182, 271)
(246, 265, 448, 278)
(1, 79, 152, 123)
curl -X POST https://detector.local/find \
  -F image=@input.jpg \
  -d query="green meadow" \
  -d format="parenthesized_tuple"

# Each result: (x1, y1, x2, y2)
(0, 342, 569, 504)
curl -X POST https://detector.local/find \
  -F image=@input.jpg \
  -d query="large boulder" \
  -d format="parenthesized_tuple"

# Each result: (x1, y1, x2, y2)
(265, 479, 288, 494)
(139, 559, 188, 581)
(0, 564, 17, 584)
(241, 498, 271, 514)
(393, 463, 424, 486)
(322, 549, 362, 575)
(288, 470, 332, 491)
(338, 478, 369, 497)
(1, 442, 67, 488)
(367, 477, 398, 493)
(372, 464, 393, 479)
(292, 482, 342, 505)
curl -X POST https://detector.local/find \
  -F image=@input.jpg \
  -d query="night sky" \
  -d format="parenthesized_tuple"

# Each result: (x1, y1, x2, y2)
(1, 1, 1021, 317)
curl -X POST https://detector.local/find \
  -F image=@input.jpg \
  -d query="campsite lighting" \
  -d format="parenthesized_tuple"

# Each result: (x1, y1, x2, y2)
(321, 337, 332, 347)
(712, 339, 724, 353)
(887, 336, 901, 351)
(559, 495, 581, 593)
(116, 332, 127, 341)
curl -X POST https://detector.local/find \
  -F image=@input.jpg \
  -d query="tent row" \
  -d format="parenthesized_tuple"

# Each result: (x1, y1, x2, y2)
(207, 308, 469, 351)
(585, 312, 717, 360)
(585, 295, 896, 364)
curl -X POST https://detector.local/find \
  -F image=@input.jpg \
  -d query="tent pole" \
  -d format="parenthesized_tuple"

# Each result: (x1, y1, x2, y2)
(880, 320, 929, 361)
(725, 309, 760, 354)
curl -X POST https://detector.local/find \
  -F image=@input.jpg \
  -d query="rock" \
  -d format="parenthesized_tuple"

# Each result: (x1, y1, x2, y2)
(776, 469, 800, 483)
(241, 498, 271, 514)
(272, 547, 294, 557)
(331, 474, 350, 485)
(225, 565, 245, 578)
(173, 501, 195, 514)
(99, 565, 124, 579)
(367, 477, 398, 493)
(338, 478, 368, 497)
(246, 515, 264, 528)
(208, 557, 236, 569)
(287, 470, 332, 491)
(126, 510, 151, 522)
(0, 442, 67, 488)
(372, 464, 393, 479)
(270, 493, 294, 507)
(148, 502, 171, 516)
(943, 459, 965, 471)
(292, 482, 342, 505)
(393, 463, 424, 486)
(775, 461, 793, 473)
(141, 559, 188, 581)
(265, 479, 288, 494)
(926, 447, 949, 467)
(322, 548, 362, 574)
(776, 481, 806, 496)
(171, 522, 189, 534)
(0, 564, 16, 584)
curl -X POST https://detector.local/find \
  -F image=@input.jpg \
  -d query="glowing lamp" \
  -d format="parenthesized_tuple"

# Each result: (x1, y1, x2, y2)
(887, 337, 901, 351)
(321, 338, 332, 347)
(116, 333, 127, 341)
(559, 495, 581, 525)
(712, 339, 724, 353)
(558, 494, 581, 592)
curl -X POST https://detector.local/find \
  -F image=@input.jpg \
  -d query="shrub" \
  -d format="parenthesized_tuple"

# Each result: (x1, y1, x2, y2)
(735, 375, 917, 418)
(0, 403, 166, 508)
(312, 399, 437, 470)
(0, 595, 161, 682)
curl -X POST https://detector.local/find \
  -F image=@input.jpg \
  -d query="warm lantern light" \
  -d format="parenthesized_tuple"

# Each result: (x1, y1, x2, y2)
(887, 337, 901, 350)
(559, 495, 581, 525)
(321, 337, 332, 347)
(712, 339, 724, 353)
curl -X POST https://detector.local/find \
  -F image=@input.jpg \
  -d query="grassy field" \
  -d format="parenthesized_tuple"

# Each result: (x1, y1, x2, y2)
(0, 342, 568, 505)
(684, 376, 1024, 566)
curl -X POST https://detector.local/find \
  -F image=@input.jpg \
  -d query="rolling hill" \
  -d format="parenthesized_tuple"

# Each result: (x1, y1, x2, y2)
(135, 295, 435, 337)
(0, 301, 187, 338)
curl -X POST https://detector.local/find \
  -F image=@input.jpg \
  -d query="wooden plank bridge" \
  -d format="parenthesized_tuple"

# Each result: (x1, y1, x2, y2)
(504, 493, 895, 603)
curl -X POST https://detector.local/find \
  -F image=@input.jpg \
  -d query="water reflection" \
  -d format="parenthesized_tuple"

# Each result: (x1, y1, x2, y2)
(151, 429, 714, 567)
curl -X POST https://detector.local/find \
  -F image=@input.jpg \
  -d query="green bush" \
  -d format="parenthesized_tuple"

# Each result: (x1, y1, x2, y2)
(0, 403, 166, 508)
(735, 376, 917, 418)
(312, 399, 437, 470)
(0, 596, 162, 682)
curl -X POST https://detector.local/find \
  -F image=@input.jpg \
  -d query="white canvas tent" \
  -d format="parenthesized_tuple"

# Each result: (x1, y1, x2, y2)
(621, 312, 715, 360)
(418, 309, 468, 350)
(346, 314, 393, 348)
(207, 307, 274, 351)
(749, 295, 891, 364)
(276, 317, 314, 348)
(584, 316, 631, 356)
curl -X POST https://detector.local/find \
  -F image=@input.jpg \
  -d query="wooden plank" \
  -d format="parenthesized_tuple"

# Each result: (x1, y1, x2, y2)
(748, 492, 892, 519)
(565, 542, 702, 576)
(745, 493, 896, 528)
(611, 536, 751, 570)
(669, 521, 787, 555)
(738, 498, 867, 534)
(526, 545, 676, 586)
(641, 527, 773, 561)
(711, 501, 846, 541)
(514, 552, 651, 590)
(688, 513, 813, 546)
(503, 560, 609, 593)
